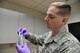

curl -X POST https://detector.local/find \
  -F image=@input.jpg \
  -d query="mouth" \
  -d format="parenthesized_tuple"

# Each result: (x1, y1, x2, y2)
(45, 22, 48, 25)
(46, 22, 49, 27)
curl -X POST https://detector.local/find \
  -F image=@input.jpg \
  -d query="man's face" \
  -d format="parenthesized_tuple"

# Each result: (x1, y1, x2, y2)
(44, 6, 67, 31)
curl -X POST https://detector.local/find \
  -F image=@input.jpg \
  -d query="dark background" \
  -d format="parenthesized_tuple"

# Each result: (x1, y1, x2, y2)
(68, 22, 80, 41)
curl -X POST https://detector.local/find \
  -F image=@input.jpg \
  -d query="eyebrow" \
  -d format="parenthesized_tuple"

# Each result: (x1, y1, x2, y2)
(48, 14, 55, 17)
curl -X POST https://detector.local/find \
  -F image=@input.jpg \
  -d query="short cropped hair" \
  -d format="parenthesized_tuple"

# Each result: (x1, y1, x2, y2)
(49, 2, 71, 17)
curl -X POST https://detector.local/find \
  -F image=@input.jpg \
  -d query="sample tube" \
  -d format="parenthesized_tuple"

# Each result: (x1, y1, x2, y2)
(18, 33, 24, 47)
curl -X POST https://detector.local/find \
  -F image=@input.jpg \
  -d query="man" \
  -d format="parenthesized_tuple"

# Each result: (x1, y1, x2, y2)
(16, 2, 80, 53)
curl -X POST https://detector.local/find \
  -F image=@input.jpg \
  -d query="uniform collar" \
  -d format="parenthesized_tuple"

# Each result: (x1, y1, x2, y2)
(53, 27, 67, 43)
(45, 27, 67, 44)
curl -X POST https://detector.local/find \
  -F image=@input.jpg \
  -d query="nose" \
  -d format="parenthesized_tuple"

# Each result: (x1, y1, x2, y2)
(44, 15, 48, 21)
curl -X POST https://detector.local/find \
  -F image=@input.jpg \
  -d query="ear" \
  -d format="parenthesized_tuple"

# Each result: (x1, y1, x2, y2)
(62, 17, 68, 25)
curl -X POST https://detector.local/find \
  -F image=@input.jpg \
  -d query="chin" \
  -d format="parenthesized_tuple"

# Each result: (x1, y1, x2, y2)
(47, 26, 51, 29)
(47, 25, 49, 28)
(46, 24, 51, 28)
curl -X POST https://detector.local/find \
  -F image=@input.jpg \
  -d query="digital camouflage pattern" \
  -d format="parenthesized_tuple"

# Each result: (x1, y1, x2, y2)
(27, 27, 80, 53)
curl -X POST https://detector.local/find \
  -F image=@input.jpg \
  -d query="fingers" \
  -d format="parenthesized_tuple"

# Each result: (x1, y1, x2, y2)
(16, 42, 21, 49)
(16, 41, 28, 49)
(21, 28, 27, 34)
(16, 41, 30, 53)
(17, 27, 27, 35)
(23, 32, 29, 37)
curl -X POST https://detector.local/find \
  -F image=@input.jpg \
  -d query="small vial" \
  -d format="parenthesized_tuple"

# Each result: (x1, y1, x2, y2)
(18, 34, 24, 47)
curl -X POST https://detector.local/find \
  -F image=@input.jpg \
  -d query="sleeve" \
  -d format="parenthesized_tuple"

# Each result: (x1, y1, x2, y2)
(26, 32, 50, 46)
(27, 34, 44, 46)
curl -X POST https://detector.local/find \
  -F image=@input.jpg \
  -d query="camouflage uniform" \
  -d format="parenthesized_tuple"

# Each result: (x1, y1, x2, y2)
(27, 27, 80, 53)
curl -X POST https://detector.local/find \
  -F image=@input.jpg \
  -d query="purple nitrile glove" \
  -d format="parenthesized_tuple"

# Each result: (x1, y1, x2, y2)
(16, 41, 30, 53)
(17, 27, 30, 38)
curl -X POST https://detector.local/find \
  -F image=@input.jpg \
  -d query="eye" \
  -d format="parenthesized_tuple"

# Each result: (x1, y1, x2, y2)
(50, 16, 55, 19)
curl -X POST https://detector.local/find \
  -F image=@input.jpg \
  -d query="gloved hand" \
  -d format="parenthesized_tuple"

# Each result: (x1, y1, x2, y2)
(17, 27, 30, 38)
(16, 41, 30, 53)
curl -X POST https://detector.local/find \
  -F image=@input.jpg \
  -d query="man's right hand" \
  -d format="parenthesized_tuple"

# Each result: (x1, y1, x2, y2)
(17, 27, 30, 38)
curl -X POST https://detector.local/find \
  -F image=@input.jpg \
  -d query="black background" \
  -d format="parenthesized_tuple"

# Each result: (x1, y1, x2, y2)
(68, 22, 80, 41)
